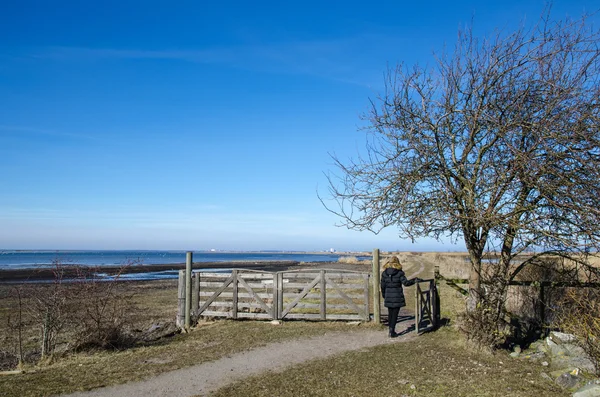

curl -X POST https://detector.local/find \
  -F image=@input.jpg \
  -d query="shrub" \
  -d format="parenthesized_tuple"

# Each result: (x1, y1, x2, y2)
(552, 287, 600, 375)
(70, 265, 137, 350)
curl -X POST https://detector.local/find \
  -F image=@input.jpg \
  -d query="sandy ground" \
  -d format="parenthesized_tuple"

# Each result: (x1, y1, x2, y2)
(62, 265, 424, 397)
(63, 320, 416, 397)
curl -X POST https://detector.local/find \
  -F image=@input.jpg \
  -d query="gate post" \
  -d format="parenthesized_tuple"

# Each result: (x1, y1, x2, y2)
(177, 270, 185, 328)
(372, 249, 381, 324)
(185, 251, 193, 330)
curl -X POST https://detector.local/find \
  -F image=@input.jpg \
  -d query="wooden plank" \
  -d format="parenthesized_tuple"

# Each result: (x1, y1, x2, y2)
(238, 275, 272, 314)
(281, 274, 321, 317)
(176, 270, 185, 328)
(281, 292, 365, 300)
(277, 272, 283, 319)
(193, 272, 200, 319)
(232, 270, 238, 320)
(363, 273, 370, 321)
(283, 313, 363, 321)
(202, 301, 276, 309)
(285, 302, 364, 311)
(325, 275, 364, 315)
(272, 272, 278, 319)
(198, 273, 234, 278)
(280, 272, 365, 279)
(197, 275, 234, 314)
(415, 283, 420, 334)
(199, 291, 272, 299)
(320, 270, 326, 320)
(199, 281, 236, 288)
(274, 282, 363, 290)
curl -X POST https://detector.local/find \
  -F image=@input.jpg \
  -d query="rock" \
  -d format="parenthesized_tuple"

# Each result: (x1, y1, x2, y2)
(142, 322, 180, 342)
(555, 373, 581, 390)
(550, 331, 577, 345)
(346, 321, 361, 326)
(542, 361, 549, 366)
(270, 320, 281, 325)
(514, 345, 522, 354)
(552, 355, 597, 375)
(541, 372, 553, 382)
(524, 352, 547, 362)
(551, 368, 580, 379)
(573, 384, 600, 397)
(510, 352, 520, 358)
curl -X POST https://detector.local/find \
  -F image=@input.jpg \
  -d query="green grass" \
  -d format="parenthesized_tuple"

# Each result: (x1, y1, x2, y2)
(210, 326, 568, 397)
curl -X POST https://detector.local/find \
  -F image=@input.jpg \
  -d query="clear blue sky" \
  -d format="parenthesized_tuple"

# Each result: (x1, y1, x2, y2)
(1, 1, 598, 252)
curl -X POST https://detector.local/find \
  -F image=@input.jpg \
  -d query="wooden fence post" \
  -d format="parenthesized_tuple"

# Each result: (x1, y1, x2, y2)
(177, 270, 185, 328)
(185, 251, 193, 330)
(372, 249, 381, 324)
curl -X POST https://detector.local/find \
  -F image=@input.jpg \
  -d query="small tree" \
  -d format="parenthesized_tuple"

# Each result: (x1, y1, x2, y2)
(324, 11, 600, 344)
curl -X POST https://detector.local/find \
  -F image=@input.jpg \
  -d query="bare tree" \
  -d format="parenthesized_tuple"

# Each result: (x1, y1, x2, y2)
(323, 11, 600, 337)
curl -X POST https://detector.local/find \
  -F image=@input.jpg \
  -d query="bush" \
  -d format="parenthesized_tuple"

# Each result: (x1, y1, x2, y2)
(458, 301, 510, 351)
(552, 288, 600, 375)
(70, 266, 137, 350)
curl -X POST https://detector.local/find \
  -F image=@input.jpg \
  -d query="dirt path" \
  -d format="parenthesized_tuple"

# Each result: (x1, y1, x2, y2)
(63, 320, 415, 397)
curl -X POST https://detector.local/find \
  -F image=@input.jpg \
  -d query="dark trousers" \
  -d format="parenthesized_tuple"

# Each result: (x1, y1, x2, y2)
(388, 307, 400, 332)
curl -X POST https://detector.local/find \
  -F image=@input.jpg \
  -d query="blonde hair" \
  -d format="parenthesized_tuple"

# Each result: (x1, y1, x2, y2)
(382, 256, 403, 270)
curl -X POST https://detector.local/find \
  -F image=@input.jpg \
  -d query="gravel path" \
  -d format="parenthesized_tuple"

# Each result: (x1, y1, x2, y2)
(63, 320, 415, 397)
(63, 265, 423, 397)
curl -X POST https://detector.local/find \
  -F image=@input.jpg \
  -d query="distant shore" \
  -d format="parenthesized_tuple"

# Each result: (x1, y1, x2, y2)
(0, 260, 369, 283)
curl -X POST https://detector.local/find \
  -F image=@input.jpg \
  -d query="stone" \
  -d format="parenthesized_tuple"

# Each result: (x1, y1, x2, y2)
(540, 372, 553, 382)
(270, 320, 281, 325)
(524, 352, 547, 362)
(573, 384, 600, 397)
(346, 321, 361, 326)
(555, 373, 580, 390)
(514, 345, 522, 354)
(142, 322, 180, 342)
(510, 352, 520, 358)
(550, 331, 577, 345)
(552, 356, 597, 375)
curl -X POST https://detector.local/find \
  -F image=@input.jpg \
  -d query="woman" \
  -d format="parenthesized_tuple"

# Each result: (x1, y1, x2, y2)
(380, 256, 420, 337)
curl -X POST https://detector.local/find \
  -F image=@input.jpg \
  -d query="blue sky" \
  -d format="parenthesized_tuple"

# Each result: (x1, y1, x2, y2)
(1, 1, 598, 252)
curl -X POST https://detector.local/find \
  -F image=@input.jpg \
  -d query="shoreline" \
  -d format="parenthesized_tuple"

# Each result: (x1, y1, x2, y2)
(0, 260, 368, 283)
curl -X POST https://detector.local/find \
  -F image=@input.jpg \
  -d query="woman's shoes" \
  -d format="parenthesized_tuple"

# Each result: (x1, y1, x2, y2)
(388, 331, 399, 338)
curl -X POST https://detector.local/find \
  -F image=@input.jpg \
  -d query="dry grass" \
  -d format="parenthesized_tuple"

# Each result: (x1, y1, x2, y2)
(210, 326, 567, 397)
(0, 320, 360, 397)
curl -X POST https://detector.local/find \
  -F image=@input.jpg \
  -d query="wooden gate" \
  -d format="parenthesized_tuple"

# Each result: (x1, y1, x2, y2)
(195, 269, 277, 320)
(277, 269, 370, 321)
(192, 269, 370, 321)
(415, 279, 439, 333)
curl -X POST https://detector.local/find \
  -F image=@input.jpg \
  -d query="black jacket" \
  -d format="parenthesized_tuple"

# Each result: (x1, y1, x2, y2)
(380, 268, 416, 308)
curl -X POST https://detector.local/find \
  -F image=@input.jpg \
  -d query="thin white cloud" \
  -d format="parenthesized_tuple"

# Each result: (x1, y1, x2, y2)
(0, 125, 98, 141)
(32, 33, 407, 87)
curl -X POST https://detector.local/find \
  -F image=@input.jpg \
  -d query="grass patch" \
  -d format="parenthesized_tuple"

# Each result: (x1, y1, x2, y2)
(0, 320, 359, 397)
(211, 326, 567, 397)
